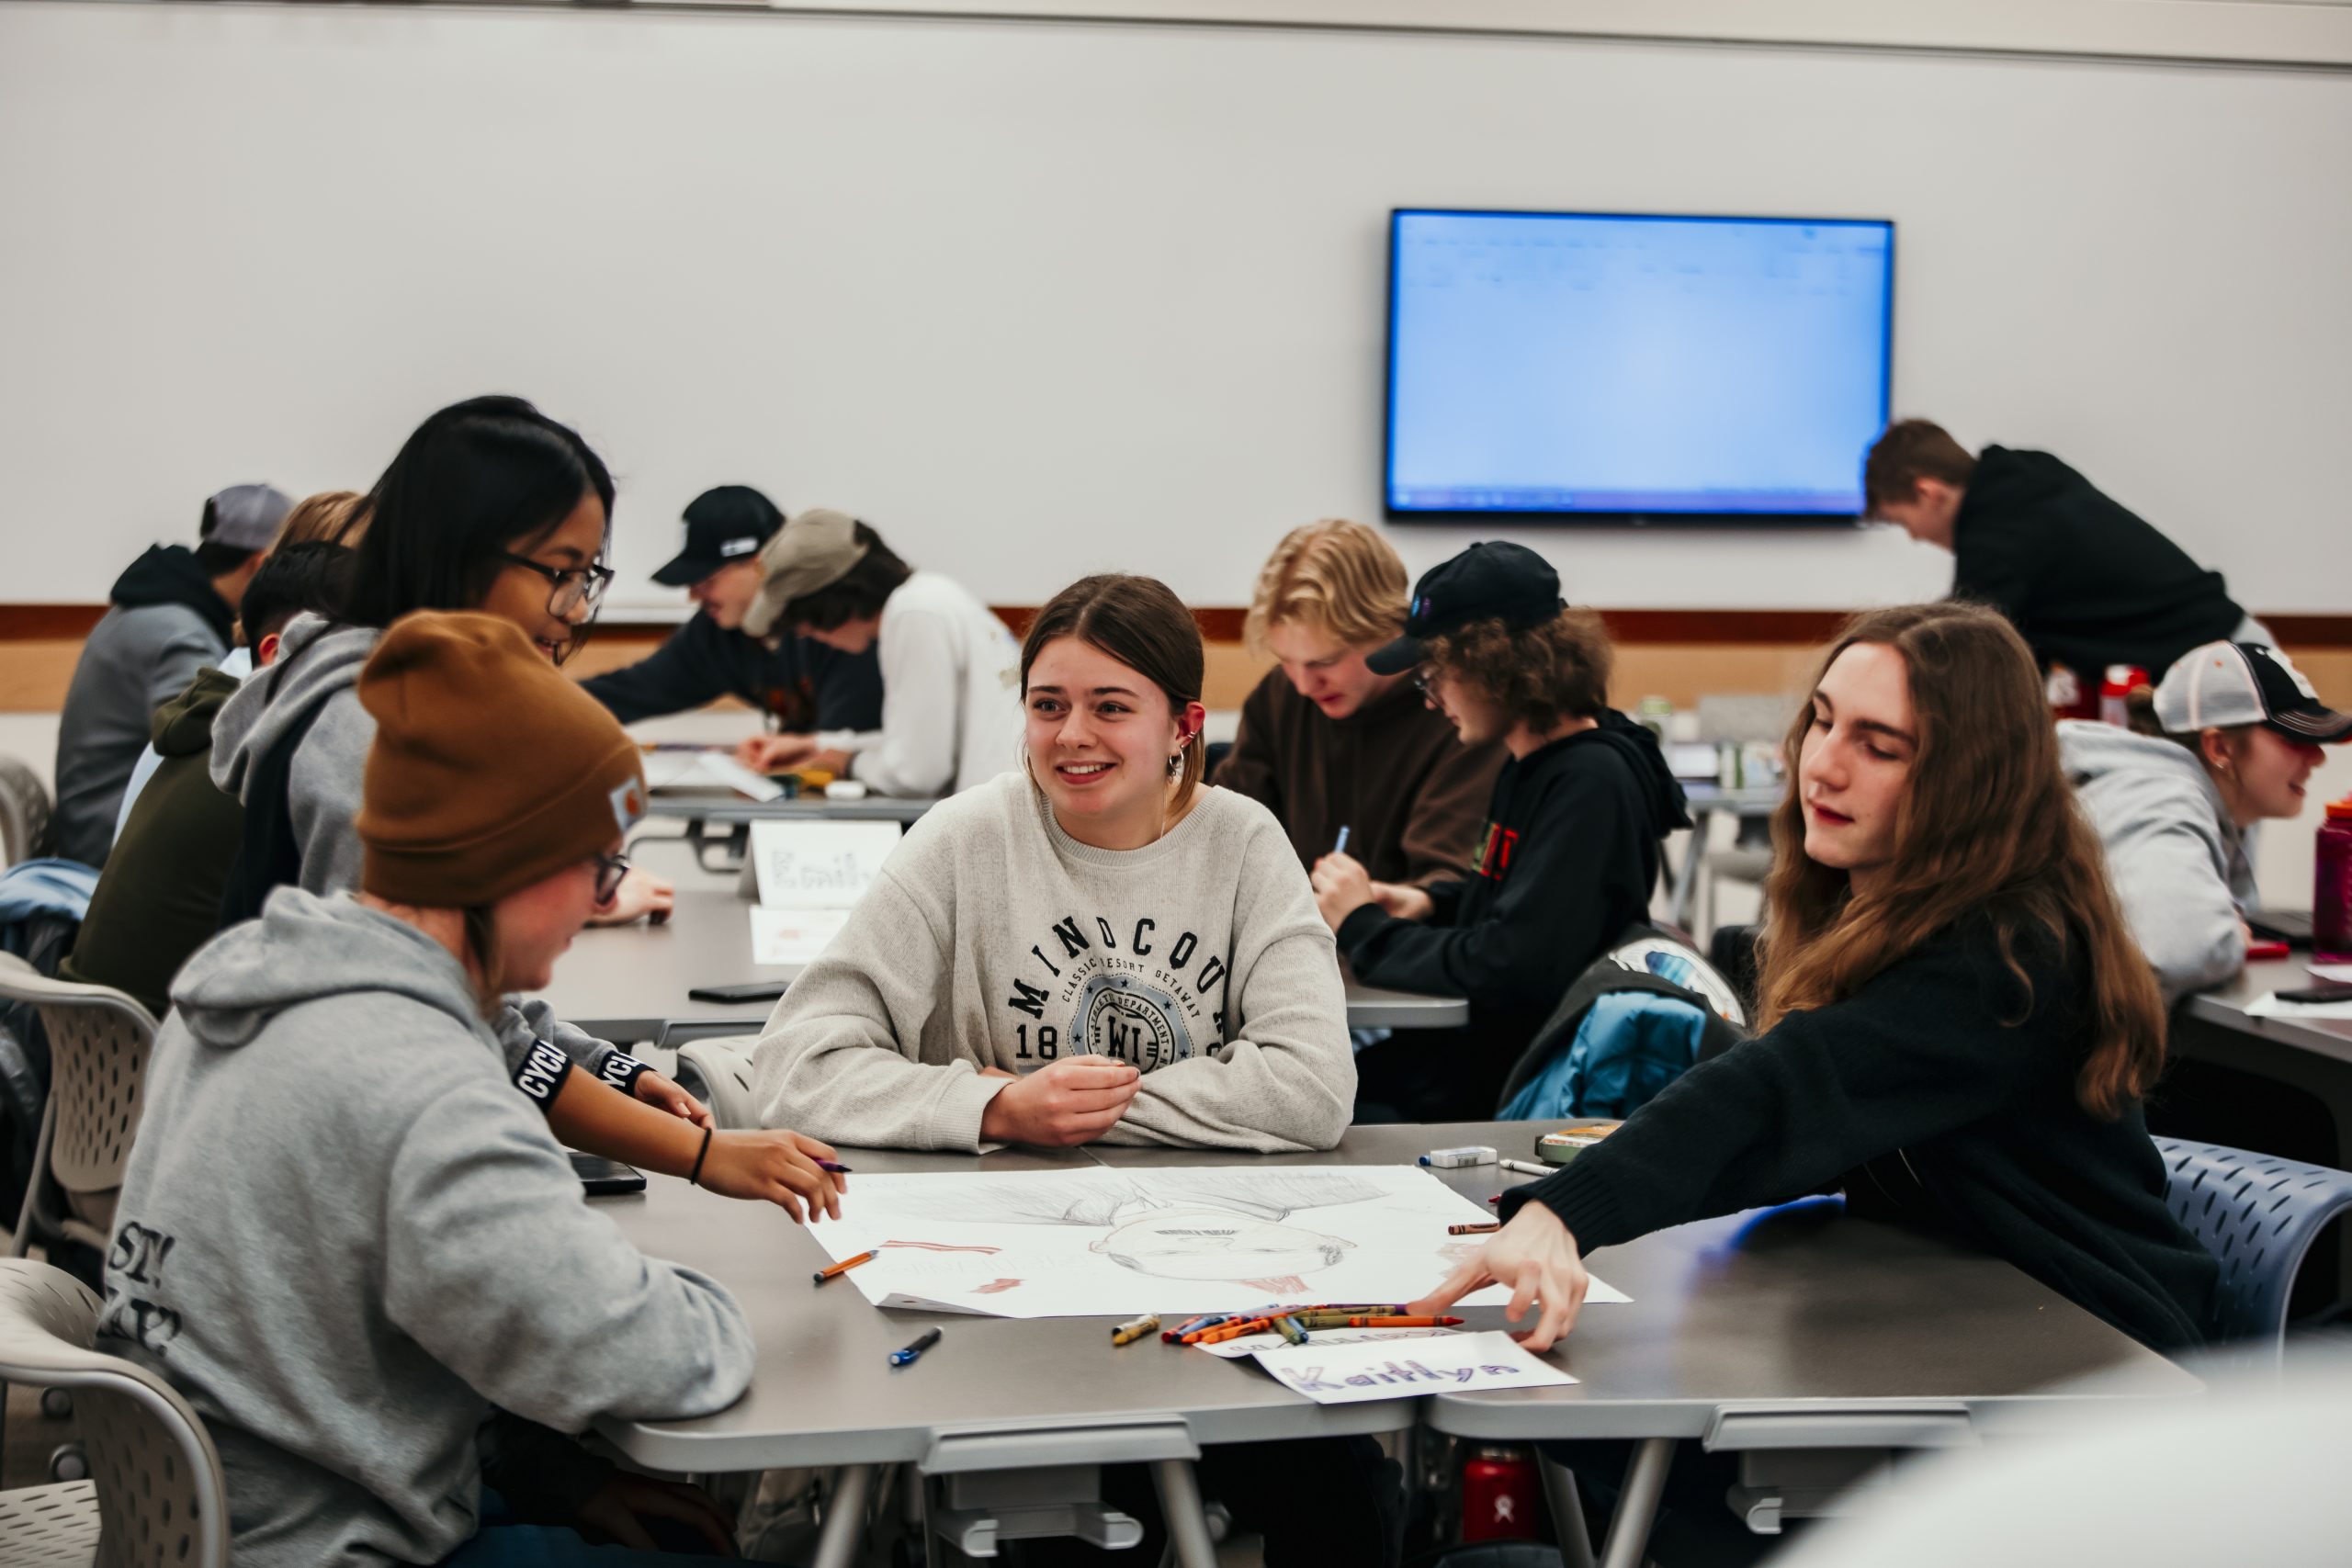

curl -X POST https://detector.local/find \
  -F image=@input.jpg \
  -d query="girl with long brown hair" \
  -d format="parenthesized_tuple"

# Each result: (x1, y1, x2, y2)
(1419, 602, 2218, 1355)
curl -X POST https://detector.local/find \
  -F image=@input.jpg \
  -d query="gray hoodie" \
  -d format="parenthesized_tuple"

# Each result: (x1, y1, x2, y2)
(2059, 719, 2255, 1004)
(100, 889, 753, 1568)
(208, 613, 639, 1091)
(209, 613, 379, 899)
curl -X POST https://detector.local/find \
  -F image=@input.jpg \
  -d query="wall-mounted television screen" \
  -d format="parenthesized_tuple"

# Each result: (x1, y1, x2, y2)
(1385, 209, 1894, 522)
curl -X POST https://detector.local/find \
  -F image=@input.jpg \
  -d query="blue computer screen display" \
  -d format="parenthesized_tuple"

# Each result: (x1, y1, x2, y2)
(1385, 209, 1894, 520)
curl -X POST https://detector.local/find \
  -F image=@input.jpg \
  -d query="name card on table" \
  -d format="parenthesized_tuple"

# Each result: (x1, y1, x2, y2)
(1249, 1330, 1577, 1405)
(749, 820, 901, 910)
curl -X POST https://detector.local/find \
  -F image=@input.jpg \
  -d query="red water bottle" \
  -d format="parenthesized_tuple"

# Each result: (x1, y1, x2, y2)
(2099, 664, 2149, 728)
(2316, 799, 2352, 964)
(1460, 1445, 1538, 1541)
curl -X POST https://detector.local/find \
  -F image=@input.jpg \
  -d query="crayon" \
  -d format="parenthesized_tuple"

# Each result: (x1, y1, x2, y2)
(1338, 1315, 1463, 1328)
(812, 1250, 877, 1284)
(1276, 1314, 1309, 1345)
(1194, 1317, 1277, 1345)
(1112, 1314, 1159, 1347)
(1161, 1314, 1224, 1343)
(1332, 826, 1351, 856)
(816, 1160, 854, 1174)
(888, 1327, 943, 1367)
(1449, 1223, 1503, 1235)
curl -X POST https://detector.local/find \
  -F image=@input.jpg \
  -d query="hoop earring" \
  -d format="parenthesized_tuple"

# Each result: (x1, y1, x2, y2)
(1167, 752, 1183, 779)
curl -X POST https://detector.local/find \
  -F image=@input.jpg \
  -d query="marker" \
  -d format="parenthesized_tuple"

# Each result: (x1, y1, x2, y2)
(1332, 826, 1351, 856)
(888, 1328, 943, 1367)
(1112, 1314, 1159, 1346)
(813, 1250, 877, 1284)
(1498, 1158, 1550, 1178)
(817, 1160, 854, 1174)
(1449, 1223, 1502, 1235)
(1276, 1314, 1309, 1345)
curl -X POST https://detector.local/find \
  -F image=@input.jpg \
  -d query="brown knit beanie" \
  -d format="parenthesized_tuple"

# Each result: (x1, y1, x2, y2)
(356, 611, 647, 907)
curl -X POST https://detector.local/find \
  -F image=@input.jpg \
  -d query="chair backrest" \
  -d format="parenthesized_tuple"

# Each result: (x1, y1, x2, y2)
(0, 970, 160, 1198)
(0, 1258, 230, 1568)
(2154, 1136, 2352, 1353)
(0, 756, 53, 868)
(674, 1035, 763, 1131)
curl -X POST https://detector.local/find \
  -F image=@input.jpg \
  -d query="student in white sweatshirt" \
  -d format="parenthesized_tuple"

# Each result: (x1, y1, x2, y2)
(752, 575, 1392, 1568)
(753, 571, 1356, 1154)
(732, 508, 1022, 796)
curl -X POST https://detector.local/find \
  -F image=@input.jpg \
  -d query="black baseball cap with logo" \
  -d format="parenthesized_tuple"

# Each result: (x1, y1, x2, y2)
(1366, 541, 1566, 675)
(650, 485, 786, 588)
(2154, 641, 2352, 744)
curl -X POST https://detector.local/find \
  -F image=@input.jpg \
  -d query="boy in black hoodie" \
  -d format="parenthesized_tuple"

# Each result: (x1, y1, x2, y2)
(1312, 543, 1689, 1122)
(1862, 419, 2258, 682)
(51, 484, 291, 866)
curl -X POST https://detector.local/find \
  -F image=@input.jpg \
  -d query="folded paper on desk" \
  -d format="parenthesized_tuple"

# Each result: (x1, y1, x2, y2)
(806, 1165, 1629, 1319)
(751, 820, 900, 909)
(1198, 1324, 1462, 1359)
(1250, 1331, 1576, 1404)
(645, 750, 784, 801)
(749, 906, 849, 966)
(2247, 993, 2352, 1021)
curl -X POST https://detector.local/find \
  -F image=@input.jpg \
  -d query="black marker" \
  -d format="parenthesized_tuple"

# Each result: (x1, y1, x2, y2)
(889, 1327, 943, 1368)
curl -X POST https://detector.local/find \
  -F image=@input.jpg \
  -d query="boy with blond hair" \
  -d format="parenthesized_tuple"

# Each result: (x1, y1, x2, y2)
(1214, 519, 1501, 888)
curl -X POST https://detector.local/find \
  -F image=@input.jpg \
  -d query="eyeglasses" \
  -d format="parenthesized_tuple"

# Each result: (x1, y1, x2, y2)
(591, 848, 632, 906)
(1412, 669, 1435, 694)
(498, 553, 615, 619)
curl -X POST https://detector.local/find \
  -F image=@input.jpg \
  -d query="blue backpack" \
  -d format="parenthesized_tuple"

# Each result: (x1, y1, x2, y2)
(1496, 924, 1749, 1121)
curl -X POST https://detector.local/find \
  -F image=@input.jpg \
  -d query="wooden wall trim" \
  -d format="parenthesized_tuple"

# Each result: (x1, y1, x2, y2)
(6, 604, 2350, 647)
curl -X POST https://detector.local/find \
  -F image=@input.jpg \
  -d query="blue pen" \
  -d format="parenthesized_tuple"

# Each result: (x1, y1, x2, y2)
(1332, 826, 1351, 856)
(889, 1327, 943, 1368)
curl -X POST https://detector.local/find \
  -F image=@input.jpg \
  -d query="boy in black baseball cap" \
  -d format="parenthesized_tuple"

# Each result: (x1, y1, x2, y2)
(581, 484, 883, 735)
(1313, 540, 1691, 1122)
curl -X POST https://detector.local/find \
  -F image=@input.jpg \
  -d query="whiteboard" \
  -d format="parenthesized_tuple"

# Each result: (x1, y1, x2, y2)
(2, 2, 2347, 613)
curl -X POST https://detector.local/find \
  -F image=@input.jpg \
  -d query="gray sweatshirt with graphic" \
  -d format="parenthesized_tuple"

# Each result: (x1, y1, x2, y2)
(100, 889, 753, 1568)
(753, 773, 1354, 1152)
(2060, 719, 2256, 1004)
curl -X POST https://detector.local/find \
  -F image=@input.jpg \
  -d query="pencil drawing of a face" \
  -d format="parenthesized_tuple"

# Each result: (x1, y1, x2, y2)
(1090, 1205, 1356, 1281)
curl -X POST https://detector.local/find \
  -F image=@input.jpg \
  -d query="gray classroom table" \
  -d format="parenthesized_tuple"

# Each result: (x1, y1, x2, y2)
(1665, 782, 1783, 931)
(544, 886, 1470, 1044)
(594, 1120, 2196, 1568)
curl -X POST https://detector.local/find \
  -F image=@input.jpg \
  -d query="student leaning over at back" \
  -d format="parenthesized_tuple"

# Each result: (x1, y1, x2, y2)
(51, 481, 293, 866)
(206, 397, 824, 1213)
(2063, 640, 2346, 1004)
(102, 613, 842, 1567)
(1864, 419, 2265, 684)
(62, 541, 355, 1021)
(1312, 542, 1690, 1123)
(731, 507, 1023, 796)
(1419, 602, 2219, 1358)
(581, 483, 884, 734)
(754, 572, 1354, 1154)
(1214, 518, 1504, 887)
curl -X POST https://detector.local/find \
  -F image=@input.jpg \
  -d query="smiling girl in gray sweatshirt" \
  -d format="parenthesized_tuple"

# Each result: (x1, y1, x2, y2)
(755, 574, 1354, 1154)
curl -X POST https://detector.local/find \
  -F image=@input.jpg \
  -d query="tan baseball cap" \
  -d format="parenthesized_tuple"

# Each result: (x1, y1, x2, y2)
(741, 507, 870, 638)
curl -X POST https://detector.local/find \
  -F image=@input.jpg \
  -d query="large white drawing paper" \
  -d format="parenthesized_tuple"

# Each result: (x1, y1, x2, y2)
(750, 820, 900, 910)
(1249, 1330, 1577, 1405)
(806, 1165, 1627, 1319)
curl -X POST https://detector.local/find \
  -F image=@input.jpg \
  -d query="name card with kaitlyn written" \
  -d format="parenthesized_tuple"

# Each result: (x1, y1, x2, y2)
(1249, 1331, 1577, 1405)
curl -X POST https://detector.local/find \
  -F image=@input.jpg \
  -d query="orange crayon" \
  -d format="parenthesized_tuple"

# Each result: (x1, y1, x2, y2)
(812, 1250, 877, 1284)
(1340, 1314, 1463, 1328)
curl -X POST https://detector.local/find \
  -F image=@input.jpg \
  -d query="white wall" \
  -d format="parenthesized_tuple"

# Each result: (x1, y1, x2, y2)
(3, 2, 2349, 615)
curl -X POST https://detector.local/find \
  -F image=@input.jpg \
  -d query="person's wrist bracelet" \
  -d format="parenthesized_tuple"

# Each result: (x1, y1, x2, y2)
(687, 1126, 713, 1187)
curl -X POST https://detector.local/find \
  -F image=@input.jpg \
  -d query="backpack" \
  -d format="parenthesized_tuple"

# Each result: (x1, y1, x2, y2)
(216, 660, 333, 930)
(1494, 923, 1750, 1121)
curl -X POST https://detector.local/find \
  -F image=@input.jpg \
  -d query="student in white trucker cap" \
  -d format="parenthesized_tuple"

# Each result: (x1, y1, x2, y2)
(2061, 640, 2347, 1001)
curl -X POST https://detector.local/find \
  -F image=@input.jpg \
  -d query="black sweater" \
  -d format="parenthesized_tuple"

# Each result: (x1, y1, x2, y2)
(1339, 713, 1690, 1116)
(1951, 446, 2245, 679)
(582, 613, 884, 731)
(1506, 917, 2218, 1353)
